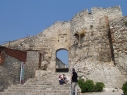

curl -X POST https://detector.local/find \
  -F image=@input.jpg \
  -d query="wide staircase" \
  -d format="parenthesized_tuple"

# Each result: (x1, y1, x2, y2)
(0, 71, 72, 95)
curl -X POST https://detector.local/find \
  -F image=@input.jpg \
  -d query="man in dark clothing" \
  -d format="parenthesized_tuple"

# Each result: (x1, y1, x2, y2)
(71, 68, 78, 95)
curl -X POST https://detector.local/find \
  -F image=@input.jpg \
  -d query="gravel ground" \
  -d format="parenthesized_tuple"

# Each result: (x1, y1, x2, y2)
(81, 91, 124, 95)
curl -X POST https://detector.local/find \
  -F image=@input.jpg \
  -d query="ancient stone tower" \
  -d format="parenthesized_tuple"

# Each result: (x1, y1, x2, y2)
(1, 6, 127, 88)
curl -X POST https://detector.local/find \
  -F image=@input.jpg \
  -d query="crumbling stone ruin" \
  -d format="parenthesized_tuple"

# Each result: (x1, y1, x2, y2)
(1, 6, 127, 90)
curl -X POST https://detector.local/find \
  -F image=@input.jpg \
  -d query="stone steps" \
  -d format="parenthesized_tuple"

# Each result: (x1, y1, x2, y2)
(4, 90, 70, 93)
(0, 92, 70, 95)
(5, 86, 70, 91)
(0, 72, 71, 95)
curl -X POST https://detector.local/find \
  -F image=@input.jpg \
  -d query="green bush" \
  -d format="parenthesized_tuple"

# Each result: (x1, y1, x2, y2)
(122, 81, 127, 95)
(94, 82, 105, 92)
(78, 78, 85, 92)
(78, 79, 105, 93)
(78, 79, 94, 93)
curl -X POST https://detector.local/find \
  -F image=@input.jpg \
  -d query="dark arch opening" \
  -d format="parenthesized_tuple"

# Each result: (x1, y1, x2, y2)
(56, 49, 68, 72)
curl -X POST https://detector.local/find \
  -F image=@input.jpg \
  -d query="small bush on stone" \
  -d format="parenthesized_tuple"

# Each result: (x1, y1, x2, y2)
(122, 81, 127, 95)
(84, 80, 95, 92)
(78, 79, 94, 92)
(94, 82, 105, 92)
(78, 79, 105, 93)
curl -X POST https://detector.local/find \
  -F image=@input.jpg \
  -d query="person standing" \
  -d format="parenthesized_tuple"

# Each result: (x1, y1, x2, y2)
(71, 68, 78, 95)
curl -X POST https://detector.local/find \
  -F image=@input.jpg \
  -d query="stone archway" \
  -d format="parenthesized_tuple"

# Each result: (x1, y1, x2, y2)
(55, 48, 69, 72)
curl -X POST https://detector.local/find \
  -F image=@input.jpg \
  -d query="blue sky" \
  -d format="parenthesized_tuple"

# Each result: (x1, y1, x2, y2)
(0, 0, 127, 65)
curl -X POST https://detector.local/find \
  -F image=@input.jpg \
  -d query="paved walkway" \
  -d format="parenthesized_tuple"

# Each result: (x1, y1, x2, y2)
(81, 92, 124, 95)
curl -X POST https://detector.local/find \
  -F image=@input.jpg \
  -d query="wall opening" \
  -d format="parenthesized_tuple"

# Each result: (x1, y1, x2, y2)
(56, 49, 68, 72)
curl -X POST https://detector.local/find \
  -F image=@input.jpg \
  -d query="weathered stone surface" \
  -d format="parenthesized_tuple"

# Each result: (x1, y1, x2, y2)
(0, 54, 21, 91)
(0, 66, 9, 91)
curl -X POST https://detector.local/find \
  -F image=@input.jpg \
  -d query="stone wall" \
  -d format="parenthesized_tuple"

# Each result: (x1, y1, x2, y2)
(70, 10, 112, 68)
(3, 21, 71, 51)
(3, 55, 21, 83)
(0, 66, 9, 91)
(69, 6, 126, 88)
(0, 54, 21, 91)
(24, 51, 40, 81)
(7, 22, 71, 72)
(2, 37, 29, 50)
(91, 6, 123, 20)
(0, 51, 4, 65)
(33, 21, 71, 51)
(109, 16, 127, 74)
(74, 60, 126, 88)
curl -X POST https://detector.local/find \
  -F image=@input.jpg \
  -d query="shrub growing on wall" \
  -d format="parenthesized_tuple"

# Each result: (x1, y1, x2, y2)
(122, 81, 127, 95)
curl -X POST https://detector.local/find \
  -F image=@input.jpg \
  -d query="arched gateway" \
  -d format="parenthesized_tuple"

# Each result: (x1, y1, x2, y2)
(56, 49, 69, 72)
(29, 22, 72, 73)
